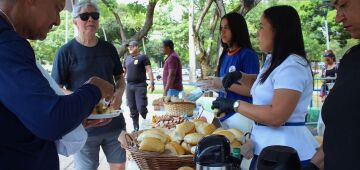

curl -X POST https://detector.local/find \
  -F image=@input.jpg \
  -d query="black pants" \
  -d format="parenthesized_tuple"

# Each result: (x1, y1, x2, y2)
(126, 83, 148, 119)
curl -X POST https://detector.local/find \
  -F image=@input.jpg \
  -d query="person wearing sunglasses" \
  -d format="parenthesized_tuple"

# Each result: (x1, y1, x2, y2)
(0, 0, 115, 169)
(51, 1, 126, 170)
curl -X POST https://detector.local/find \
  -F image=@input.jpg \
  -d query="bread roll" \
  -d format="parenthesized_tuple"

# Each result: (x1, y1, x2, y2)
(213, 128, 225, 133)
(227, 128, 244, 141)
(178, 166, 195, 170)
(166, 141, 185, 155)
(170, 130, 186, 143)
(190, 146, 197, 155)
(181, 141, 192, 154)
(196, 123, 216, 135)
(213, 130, 235, 143)
(139, 137, 165, 153)
(137, 129, 167, 143)
(184, 133, 205, 145)
(231, 140, 242, 149)
(176, 121, 195, 134)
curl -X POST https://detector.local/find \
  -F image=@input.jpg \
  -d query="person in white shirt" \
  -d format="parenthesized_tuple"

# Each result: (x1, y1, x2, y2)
(212, 5, 319, 169)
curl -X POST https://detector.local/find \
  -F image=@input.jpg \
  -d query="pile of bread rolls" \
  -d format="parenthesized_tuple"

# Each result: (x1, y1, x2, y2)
(137, 119, 244, 156)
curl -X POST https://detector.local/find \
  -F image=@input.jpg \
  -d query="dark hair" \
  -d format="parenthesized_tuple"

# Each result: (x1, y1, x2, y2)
(216, 12, 253, 76)
(259, 5, 309, 83)
(163, 39, 174, 51)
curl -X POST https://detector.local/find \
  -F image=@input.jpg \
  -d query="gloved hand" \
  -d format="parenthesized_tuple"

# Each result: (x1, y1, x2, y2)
(211, 97, 236, 116)
(222, 71, 242, 89)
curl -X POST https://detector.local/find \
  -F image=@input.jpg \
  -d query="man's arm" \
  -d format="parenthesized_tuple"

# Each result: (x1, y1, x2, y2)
(111, 73, 126, 108)
(146, 65, 155, 92)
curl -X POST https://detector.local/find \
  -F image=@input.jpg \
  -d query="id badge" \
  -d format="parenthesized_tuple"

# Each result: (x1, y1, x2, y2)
(134, 59, 138, 65)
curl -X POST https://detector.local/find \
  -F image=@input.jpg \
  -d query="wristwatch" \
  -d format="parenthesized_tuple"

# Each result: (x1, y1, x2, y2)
(233, 100, 240, 111)
(151, 82, 155, 86)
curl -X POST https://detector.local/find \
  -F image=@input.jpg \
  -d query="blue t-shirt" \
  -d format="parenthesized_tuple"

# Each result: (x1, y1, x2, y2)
(0, 17, 101, 169)
(52, 39, 125, 136)
(218, 47, 259, 121)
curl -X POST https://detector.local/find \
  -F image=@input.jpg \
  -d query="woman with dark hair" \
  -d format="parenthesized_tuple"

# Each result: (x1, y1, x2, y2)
(201, 12, 259, 133)
(212, 6, 318, 169)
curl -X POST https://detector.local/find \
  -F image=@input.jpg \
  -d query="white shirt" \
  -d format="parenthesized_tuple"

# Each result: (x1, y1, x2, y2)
(250, 54, 319, 160)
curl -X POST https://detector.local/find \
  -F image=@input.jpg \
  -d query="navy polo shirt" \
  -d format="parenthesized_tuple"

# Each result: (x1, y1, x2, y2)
(218, 47, 259, 121)
(124, 54, 151, 84)
(0, 16, 101, 169)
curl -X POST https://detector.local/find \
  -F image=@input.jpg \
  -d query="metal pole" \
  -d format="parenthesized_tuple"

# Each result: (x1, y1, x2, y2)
(65, 12, 68, 43)
(102, 27, 107, 41)
(142, 38, 147, 54)
(189, 0, 196, 82)
(324, 12, 330, 50)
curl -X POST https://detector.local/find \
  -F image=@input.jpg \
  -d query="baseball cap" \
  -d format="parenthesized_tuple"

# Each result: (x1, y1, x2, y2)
(126, 40, 138, 47)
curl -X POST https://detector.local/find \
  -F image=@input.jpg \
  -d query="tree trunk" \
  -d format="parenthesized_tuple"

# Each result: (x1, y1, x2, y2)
(189, 0, 197, 82)
(102, 0, 158, 58)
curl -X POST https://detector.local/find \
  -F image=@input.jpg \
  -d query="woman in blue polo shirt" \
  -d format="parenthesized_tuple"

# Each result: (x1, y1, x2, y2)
(214, 12, 259, 133)
(212, 6, 319, 169)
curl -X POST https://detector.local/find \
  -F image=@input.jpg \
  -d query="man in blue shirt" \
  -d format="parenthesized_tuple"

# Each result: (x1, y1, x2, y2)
(0, 0, 114, 169)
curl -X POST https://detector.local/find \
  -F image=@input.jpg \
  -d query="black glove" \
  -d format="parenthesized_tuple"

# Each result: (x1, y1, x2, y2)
(222, 71, 242, 89)
(211, 97, 236, 116)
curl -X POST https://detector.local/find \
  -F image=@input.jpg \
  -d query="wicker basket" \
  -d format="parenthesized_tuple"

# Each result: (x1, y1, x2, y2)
(125, 133, 195, 170)
(164, 102, 196, 116)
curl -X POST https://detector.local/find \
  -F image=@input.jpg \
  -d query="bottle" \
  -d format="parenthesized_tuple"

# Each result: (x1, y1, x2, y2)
(232, 148, 242, 169)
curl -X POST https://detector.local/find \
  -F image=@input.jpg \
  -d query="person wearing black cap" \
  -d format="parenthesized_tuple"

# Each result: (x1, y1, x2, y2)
(162, 39, 183, 97)
(124, 40, 155, 131)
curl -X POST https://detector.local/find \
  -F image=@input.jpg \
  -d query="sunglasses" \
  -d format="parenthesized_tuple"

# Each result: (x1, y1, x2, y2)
(78, 12, 100, 21)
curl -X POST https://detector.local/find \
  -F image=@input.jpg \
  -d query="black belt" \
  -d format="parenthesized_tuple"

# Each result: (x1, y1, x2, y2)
(255, 122, 305, 126)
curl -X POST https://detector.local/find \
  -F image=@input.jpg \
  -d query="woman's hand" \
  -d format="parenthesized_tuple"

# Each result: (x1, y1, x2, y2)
(211, 97, 236, 116)
(222, 71, 243, 89)
(197, 77, 224, 91)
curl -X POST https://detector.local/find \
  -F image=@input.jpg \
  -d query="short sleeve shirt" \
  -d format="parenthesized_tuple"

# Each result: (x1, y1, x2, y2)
(124, 54, 150, 84)
(163, 52, 183, 91)
(51, 39, 125, 136)
(250, 54, 318, 160)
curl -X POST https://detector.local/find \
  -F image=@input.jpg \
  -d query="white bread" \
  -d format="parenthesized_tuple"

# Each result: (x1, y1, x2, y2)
(196, 123, 216, 135)
(181, 141, 192, 154)
(213, 128, 225, 133)
(213, 130, 235, 143)
(176, 121, 195, 134)
(170, 129, 186, 143)
(184, 133, 205, 145)
(166, 141, 185, 155)
(137, 129, 167, 143)
(227, 128, 244, 141)
(139, 137, 165, 153)
(231, 140, 242, 149)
